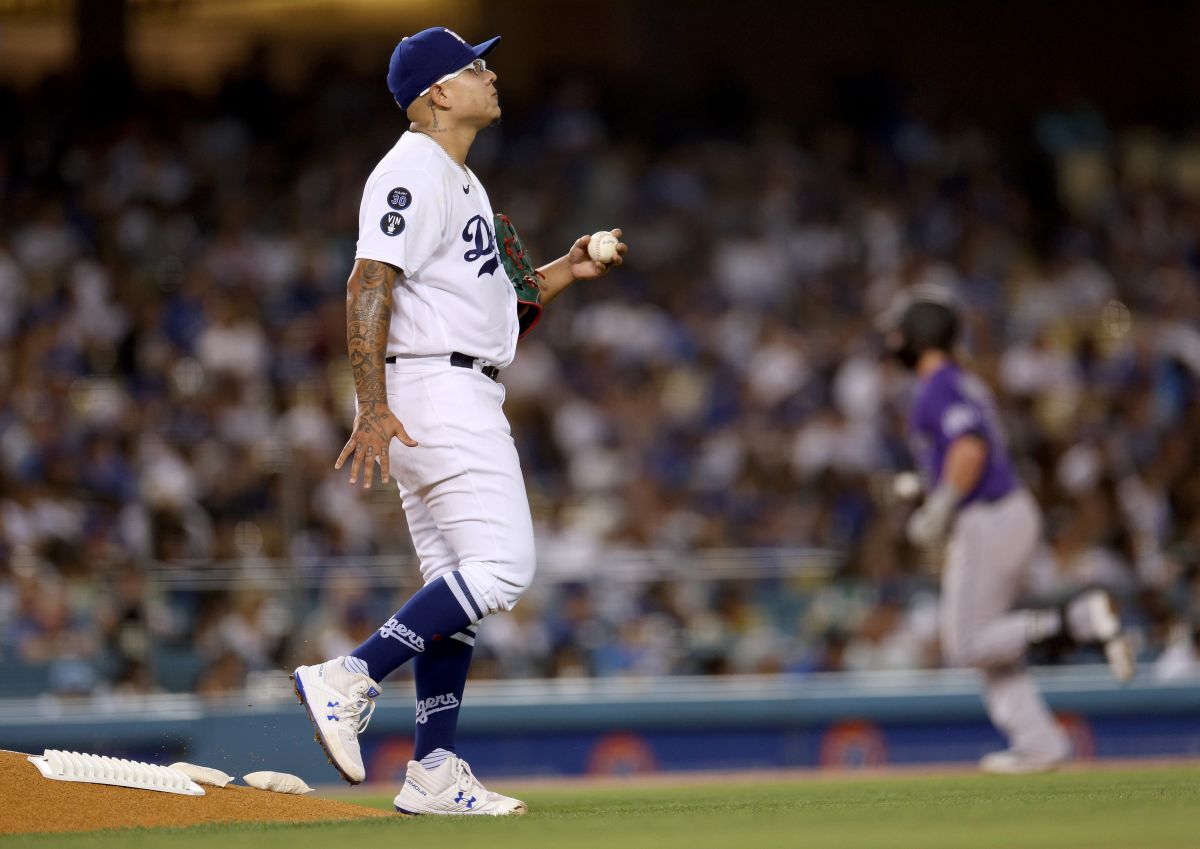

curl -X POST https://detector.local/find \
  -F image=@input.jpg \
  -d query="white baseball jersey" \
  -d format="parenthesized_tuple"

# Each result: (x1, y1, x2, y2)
(355, 132, 519, 368)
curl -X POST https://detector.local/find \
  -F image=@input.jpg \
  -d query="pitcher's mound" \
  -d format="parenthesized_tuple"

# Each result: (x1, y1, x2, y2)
(0, 750, 393, 835)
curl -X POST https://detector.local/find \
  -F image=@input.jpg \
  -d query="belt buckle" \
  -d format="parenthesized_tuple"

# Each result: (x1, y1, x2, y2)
(450, 351, 499, 381)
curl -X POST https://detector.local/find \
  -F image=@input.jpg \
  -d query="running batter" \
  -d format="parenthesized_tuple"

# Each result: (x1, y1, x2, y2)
(882, 287, 1134, 774)
(291, 27, 625, 814)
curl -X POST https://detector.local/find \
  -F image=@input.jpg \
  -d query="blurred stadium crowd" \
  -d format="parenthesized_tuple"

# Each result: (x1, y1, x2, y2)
(0, 59, 1197, 698)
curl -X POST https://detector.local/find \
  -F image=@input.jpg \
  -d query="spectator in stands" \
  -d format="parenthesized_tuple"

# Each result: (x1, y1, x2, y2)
(0, 60, 1196, 694)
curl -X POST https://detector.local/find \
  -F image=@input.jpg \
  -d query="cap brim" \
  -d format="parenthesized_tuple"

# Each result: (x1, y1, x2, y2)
(472, 35, 501, 59)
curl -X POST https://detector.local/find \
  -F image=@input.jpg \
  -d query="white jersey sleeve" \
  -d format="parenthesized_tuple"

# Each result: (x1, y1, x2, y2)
(355, 169, 447, 277)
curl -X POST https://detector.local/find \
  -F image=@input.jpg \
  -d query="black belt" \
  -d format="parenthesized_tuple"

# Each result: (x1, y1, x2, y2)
(385, 352, 500, 381)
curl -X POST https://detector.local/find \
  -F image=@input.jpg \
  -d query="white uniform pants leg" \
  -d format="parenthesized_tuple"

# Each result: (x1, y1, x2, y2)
(386, 360, 537, 618)
(940, 490, 1069, 756)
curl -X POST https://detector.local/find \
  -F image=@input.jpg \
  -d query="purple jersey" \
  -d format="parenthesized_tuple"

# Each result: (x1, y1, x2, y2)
(908, 363, 1017, 506)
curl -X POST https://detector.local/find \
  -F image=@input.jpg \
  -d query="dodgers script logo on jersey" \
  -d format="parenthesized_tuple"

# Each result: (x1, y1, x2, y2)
(462, 214, 499, 277)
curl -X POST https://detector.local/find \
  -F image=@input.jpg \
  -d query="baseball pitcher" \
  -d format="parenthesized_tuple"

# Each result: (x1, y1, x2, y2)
(291, 27, 626, 814)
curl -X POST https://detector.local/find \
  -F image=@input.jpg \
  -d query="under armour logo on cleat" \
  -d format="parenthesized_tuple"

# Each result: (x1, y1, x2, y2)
(327, 700, 340, 721)
(453, 790, 476, 808)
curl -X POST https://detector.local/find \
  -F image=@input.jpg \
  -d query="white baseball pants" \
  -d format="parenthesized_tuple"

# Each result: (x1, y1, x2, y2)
(385, 356, 536, 619)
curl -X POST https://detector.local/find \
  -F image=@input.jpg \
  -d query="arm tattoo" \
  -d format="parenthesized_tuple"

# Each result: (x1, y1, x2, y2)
(346, 259, 397, 406)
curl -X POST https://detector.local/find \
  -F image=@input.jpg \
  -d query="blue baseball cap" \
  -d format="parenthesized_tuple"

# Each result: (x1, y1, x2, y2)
(387, 27, 501, 111)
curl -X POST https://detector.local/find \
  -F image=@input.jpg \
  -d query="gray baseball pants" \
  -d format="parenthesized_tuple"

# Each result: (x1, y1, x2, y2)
(941, 488, 1070, 757)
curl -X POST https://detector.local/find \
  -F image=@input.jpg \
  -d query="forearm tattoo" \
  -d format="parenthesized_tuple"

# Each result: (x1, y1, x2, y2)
(346, 259, 396, 406)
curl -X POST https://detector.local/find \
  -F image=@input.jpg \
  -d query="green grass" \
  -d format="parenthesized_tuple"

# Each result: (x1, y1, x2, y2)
(4, 766, 1198, 849)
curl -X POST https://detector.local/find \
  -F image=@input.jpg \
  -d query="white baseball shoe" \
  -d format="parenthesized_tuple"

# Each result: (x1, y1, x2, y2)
(980, 747, 1069, 775)
(291, 657, 381, 785)
(394, 754, 527, 816)
(1066, 588, 1136, 683)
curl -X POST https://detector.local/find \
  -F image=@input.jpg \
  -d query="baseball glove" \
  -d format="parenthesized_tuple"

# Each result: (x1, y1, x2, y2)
(494, 213, 543, 338)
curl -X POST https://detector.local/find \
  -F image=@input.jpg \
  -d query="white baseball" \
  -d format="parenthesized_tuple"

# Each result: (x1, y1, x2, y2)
(587, 230, 618, 264)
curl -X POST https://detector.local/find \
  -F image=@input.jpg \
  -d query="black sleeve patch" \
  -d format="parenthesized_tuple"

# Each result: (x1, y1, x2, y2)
(380, 212, 406, 236)
(387, 187, 413, 210)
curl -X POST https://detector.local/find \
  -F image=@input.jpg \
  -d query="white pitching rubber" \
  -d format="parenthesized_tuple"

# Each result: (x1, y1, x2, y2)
(28, 749, 205, 796)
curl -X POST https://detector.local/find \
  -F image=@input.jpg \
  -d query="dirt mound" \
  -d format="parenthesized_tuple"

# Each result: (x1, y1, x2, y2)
(0, 750, 394, 835)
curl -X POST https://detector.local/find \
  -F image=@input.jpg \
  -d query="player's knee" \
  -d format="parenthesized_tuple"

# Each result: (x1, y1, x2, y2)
(457, 543, 536, 615)
(499, 537, 537, 603)
(941, 633, 978, 668)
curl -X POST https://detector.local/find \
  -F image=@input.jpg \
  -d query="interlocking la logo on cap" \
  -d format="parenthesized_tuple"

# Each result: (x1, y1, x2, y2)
(386, 27, 501, 111)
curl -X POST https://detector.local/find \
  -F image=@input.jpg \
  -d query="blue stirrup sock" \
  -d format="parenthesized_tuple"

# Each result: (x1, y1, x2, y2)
(412, 627, 476, 761)
(350, 574, 478, 682)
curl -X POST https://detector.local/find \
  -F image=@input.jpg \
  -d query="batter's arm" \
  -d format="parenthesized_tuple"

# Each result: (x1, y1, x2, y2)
(907, 434, 988, 547)
(941, 434, 988, 494)
(535, 228, 626, 306)
(335, 258, 418, 489)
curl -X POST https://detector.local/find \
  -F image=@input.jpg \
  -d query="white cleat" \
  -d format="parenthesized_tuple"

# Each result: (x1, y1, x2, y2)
(1066, 589, 1136, 684)
(291, 658, 381, 785)
(394, 755, 527, 816)
(979, 748, 1069, 775)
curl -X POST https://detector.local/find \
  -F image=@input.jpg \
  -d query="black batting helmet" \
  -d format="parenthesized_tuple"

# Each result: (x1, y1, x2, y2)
(878, 285, 961, 370)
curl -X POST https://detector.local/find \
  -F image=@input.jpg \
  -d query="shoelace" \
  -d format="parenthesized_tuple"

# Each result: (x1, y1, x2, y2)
(450, 756, 484, 795)
(333, 683, 376, 737)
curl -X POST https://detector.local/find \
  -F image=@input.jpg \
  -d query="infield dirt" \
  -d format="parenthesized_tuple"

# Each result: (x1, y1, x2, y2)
(0, 750, 392, 835)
